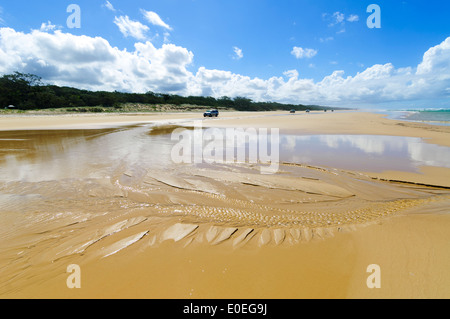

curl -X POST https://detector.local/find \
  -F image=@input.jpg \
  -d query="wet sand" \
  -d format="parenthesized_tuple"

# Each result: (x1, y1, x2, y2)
(0, 110, 449, 299)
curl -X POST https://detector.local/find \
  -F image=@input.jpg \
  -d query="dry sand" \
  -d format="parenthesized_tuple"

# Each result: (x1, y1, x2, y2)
(0, 111, 275, 131)
(0, 110, 449, 299)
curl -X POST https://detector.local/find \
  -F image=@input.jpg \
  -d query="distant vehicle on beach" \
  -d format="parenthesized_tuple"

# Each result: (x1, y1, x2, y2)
(203, 109, 219, 117)
(290, 109, 296, 114)
(305, 109, 310, 113)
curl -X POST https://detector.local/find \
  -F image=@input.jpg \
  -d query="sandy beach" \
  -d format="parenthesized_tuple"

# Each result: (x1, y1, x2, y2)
(0, 110, 449, 299)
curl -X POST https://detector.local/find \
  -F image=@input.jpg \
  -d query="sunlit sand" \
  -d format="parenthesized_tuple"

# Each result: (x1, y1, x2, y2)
(1, 111, 449, 298)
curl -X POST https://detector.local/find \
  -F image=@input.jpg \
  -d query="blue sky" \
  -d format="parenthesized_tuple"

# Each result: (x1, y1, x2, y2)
(0, 0, 449, 108)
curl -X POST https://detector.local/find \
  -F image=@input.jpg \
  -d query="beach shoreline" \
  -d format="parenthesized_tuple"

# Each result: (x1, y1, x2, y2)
(1, 109, 449, 143)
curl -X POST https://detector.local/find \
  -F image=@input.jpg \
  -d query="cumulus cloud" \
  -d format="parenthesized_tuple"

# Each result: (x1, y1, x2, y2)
(0, 27, 449, 107)
(416, 37, 450, 75)
(114, 15, 149, 40)
(291, 47, 317, 59)
(141, 10, 172, 30)
(0, 27, 193, 94)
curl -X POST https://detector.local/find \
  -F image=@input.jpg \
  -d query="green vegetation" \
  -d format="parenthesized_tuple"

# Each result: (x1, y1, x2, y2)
(0, 72, 336, 112)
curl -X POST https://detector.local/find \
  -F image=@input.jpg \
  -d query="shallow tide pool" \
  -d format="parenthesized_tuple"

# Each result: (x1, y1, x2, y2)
(1, 126, 450, 184)
(278, 134, 450, 172)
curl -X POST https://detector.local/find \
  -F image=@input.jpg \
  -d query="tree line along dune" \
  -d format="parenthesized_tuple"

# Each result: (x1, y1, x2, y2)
(0, 72, 336, 113)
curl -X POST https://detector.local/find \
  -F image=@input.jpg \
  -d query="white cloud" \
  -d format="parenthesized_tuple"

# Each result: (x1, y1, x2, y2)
(233, 46, 243, 60)
(0, 27, 449, 107)
(320, 37, 334, 43)
(104, 1, 116, 12)
(40, 21, 58, 32)
(283, 69, 299, 78)
(141, 10, 172, 30)
(416, 37, 450, 75)
(163, 31, 171, 43)
(347, 14, 359, 22)
(323, 11, 345, 27)
(0, 27, 193, 94)
(291, 47, 317, 59)
(113, 16, 149, 40)
(331, 12, 345, 26)
(323, 11, 359, 33)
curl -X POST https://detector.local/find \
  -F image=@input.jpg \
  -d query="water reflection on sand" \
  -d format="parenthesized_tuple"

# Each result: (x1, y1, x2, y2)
(280, 134, 450, 172)
(0, 125, 176, 182)
(2, 127, 450, 184)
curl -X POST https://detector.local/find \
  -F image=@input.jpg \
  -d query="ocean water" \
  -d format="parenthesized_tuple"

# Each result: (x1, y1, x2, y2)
(383, 109, 450, 126)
